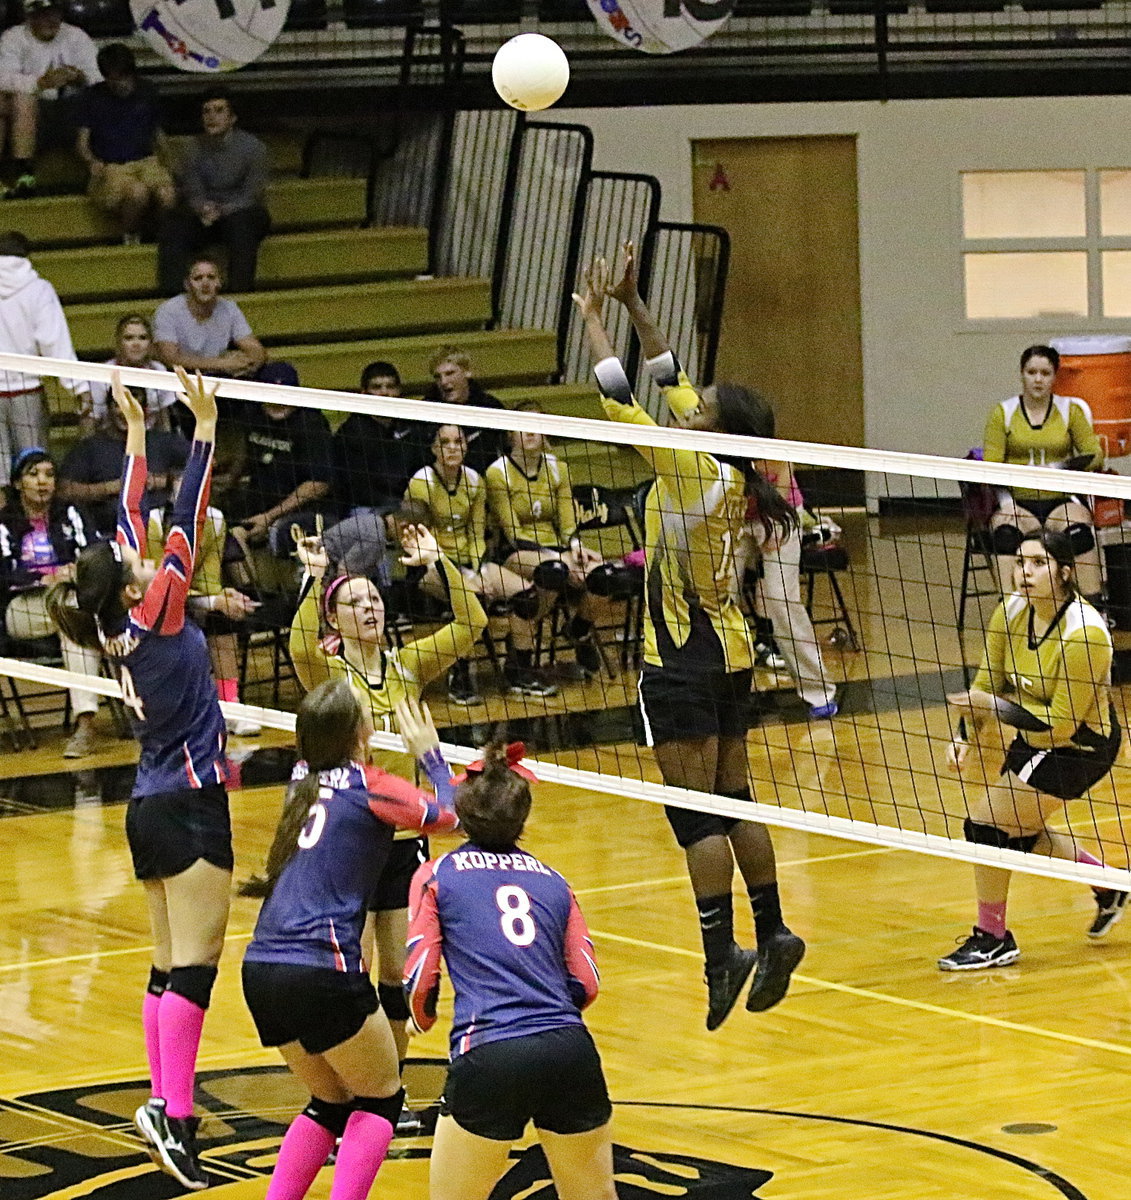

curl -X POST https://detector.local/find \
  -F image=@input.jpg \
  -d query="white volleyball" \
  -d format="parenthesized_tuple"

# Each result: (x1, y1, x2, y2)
(586, 0, 735, 55)
(492, 33, 570, 112)
(130, 0, 291, 73)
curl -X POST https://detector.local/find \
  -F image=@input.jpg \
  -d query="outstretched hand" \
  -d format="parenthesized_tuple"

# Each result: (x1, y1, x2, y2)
(399, 523, 440, 568)
(174, 366, 219, 430)
(606, 240, 639, 306)
(111, 370, 146, 429)
(572, 257, 610, 321)
(395, 694, 440, 760)
(293, 533, 329, 577)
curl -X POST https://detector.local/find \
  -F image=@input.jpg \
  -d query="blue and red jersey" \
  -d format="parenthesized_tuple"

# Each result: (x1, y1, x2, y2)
(245, 756, 458, 974)
(101, 443, 226, 797)
(404, 844, 599, 1058)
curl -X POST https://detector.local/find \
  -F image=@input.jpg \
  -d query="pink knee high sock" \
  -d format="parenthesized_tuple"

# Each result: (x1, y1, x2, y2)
(266, 1114, 336, 1200)
(158, 991, 206, 1119)
(142, 990, 163, 1098)
(978, 900, 1008, 939)
(1075, 847, 1109, 896)
(328, 1111, 395, 1200)
(216, 677, 239, 704)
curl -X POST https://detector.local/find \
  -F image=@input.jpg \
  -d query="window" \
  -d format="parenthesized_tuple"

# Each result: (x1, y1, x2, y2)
(961, 169, 1131, 323)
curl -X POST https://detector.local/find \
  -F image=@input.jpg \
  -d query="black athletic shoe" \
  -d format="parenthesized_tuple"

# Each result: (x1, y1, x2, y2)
(505, 667, 558, 698)
(705, 944, 758, 1031)
(745, 929, 806, 1012)
(447, 662, 482, 707)
(1089, 889, 1129, 939)
(937, 927, 1020, 971)
(572, 635, 602, 677)
(136, 1102, 208, 1190)
(396, 1105, 424, 1137)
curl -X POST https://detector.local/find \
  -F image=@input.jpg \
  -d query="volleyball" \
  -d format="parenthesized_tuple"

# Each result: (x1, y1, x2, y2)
(586, 0, 735, 54)
(130, 0, 291, 73)
(491, 34, 570, 112)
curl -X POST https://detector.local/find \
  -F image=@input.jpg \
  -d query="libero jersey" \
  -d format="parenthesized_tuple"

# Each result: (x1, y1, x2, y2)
(405, 844, 599, 1058)
(406, 465, 487, 568)
(599, 365, 752, 674)
(103, 444, 227, 797)
(486, 452, 576, 550)
(245, 758, 457, 973)
(972, 593, 1114, 741)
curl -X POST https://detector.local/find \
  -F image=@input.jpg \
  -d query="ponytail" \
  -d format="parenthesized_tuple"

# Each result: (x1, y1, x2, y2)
(455, 740, 533, 850)
(45, 578, 102, 650)
(239, 774, 320, 898)
(45, 540, 130, 649)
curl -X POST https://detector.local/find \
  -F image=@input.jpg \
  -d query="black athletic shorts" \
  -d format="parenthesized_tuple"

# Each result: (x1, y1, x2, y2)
(125, 784, 232, 881)
(441, 1025, 611, 1142)
(1015, 495, 1077, 524)
(638, 665, 753, 747)
(369, 836, 429, 913)
(241, 961, 379, 1055)
(1003, 710, 1122, 801)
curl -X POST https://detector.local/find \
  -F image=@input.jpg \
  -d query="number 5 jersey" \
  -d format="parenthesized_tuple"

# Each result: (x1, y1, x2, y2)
(405, 845, 599, 1057)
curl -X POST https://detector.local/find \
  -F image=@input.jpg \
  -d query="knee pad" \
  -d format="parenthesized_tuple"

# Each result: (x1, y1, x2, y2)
(147, 966, 169, 998)
(990, 524, 1024, 556)
(353, 1088, 404, 1127)
(531, 558, 570, 594)
(584, 562, 638, 599)
(377, 981, 411, 1023)
(1067, 521, 1095, 556)
(303, 1097, 352, 1138)
(509, 585, 541, 620)
(167, 964, 218, 1010)
(719, 787, 753, 806)
(963, 818, 1038, 854)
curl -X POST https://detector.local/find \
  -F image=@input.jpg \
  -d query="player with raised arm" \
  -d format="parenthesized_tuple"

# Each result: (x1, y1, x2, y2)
(47, 368, 227, 1190)
(942, 529, 1125, 970)
(572, 247, 805, 1030)
(241, 687, 456, 1200)
(405, 743, 615, 1200)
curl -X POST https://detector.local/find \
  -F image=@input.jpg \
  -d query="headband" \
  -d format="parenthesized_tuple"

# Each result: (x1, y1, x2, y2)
(453, 742, 538, 785)
(11, 446, 49, 477)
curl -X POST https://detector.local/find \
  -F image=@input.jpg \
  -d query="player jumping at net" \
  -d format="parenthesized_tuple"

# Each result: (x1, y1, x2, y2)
(943, 528, 1127, 970)
(240, 685, 457, 1200)
(289, 523, 486, 1118)
(573, 247, 806, 1029)
(47, 369, 227, 1190)
(405, 742, 615, 1200)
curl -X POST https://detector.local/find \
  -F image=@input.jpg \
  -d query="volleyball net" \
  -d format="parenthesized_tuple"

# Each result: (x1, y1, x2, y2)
(4, 350, 1131, 891)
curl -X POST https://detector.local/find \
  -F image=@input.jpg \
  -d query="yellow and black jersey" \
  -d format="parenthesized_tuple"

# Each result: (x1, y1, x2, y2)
(485, 453, 576, 550)
(405, 465, 487, 569)
(147, 505, 225, 598)
(598, 364, 753, 675)
(983, 394, 1102, 500)
(973, 592, 1113, 740)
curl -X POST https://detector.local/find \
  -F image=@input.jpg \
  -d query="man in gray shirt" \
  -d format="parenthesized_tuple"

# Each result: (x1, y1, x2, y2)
(157, 88, 270, 295)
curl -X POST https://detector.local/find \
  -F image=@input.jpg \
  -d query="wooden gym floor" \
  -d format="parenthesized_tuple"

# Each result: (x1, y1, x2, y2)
(0, 513, 1128, 1199)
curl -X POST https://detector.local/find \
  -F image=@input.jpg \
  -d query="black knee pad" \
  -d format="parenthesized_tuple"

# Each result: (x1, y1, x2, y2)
(353, 1088, 404, 1127)
(665, 804, 739, 849)
(719, 787, 753, 805)
(990, 524, 1024, 556)
(1066, 521, 1095, 556)
(531, 558, 570, 594)
(583, 562, 635, 598)
(377, 981, 410, 1023)
(963, 818, 1039, 854)
(147, 966, 169, 997)
(167, 964, 218, 1010)
(303, 1097, 352, 1138)
(509, 585, 541, 620)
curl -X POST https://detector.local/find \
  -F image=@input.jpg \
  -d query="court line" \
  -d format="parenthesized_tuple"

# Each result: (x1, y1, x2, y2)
(573, 846, 894, 898)
(588, 927, 1131, 1060)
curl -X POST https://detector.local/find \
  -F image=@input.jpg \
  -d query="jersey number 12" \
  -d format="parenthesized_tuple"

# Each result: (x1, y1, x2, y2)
(496, 885, 536, 946)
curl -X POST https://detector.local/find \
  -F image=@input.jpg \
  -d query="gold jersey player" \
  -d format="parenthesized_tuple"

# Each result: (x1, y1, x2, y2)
(573, 247, 805, 1029)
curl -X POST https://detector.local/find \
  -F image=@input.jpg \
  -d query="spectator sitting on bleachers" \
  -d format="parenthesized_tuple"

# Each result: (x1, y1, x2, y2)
(153, 256, 266, 380)
(75, 43, 174, 245)
(0, 230, 89, 486)
(87, 314, 177, 434)
(0, 446, 102, 757)
(229, 361, 335, 556)
(157, 88, 270, 295)
(0, 0, 99, 199)
(57, 395, 188, 534)
(421, 345, 509, 475)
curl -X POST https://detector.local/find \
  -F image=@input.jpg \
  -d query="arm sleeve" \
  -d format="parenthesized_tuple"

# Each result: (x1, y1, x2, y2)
(179, 142, 206, 208)
(0, 31, 39, 95)
(1069, 400, 1104, 470)
(406, 472, 430, 517)
(115, 453, 148, 555)
(983, 404, 1007, 464)
(72, 29, 101, 84)
(486, 462, 524, 546)
(289, 573, 333, 692)
(971, 601, 1010, 695)
(31, 284, 88, 395)
(364, 764, 459, 834)
(229, 302, 253, 342)
(563, 888, 599, 1010)
(1031, 627, 1112, 730)
(404, 863, 444, 1033)
(554, 459, 577, 544)
(399, 555, 487, 685)
(221, 136, 268, 215)
(137, 439, 214, 635)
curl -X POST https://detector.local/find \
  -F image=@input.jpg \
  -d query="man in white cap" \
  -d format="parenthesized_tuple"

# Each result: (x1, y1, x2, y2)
(0, 0, 99, 197)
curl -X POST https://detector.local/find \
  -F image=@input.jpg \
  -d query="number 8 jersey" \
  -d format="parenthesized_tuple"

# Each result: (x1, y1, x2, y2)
(405, 845, 599, 1057)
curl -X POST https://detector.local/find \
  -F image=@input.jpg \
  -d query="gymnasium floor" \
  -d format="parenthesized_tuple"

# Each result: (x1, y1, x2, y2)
(0, 513, 1128, 1200)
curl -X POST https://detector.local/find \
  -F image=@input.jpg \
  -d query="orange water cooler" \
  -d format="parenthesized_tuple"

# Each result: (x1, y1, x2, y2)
(1051, 335, 1131, 459)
